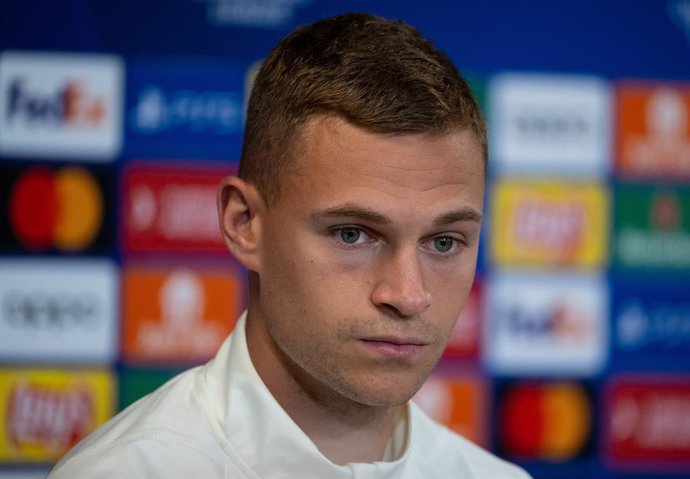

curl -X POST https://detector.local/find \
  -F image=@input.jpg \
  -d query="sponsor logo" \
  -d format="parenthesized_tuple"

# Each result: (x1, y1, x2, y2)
(605, 376, 690, 468)
(125, 60, 244, 159)
(0, 470, 50, 478)
(201, 0, 310, 28)
(122, 164, 228, 253)
(414, 374, 488, 447)
(484, 272, 607, 376)
(614, 185, 690, 269)
(123, 265, 242, 363)
(118, 367, 183, 409)
(616, 301, 690, 350)
(0, 165, 112, 252)
(443, 280, 480, 358)
(0, 259, 118, 363)
(490, 74, 610, 176)
(0, 369, 113, 462)
(131, 87, 240, 135)
(498, 381, 591, 461)
(611, 278, 690, 369)
(616, 84, 690, 178)
(490, 180, 608, 268)
(0, 52, 122, 159)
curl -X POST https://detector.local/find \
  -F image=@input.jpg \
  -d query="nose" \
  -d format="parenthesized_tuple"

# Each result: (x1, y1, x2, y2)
(370, 247, 432, 318)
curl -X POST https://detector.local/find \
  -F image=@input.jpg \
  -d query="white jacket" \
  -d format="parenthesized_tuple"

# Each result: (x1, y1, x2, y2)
(49, 314, 531, 478)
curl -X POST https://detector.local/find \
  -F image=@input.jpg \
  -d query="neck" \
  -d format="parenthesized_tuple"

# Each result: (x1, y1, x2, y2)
(245, 302, 404, 465)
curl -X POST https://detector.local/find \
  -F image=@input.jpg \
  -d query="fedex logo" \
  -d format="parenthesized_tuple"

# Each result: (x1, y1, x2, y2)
(0, 51, 123, 160)
(504, 302, 594, 341)
(6, 79, 105, 127)
(484, 272, 607, 376)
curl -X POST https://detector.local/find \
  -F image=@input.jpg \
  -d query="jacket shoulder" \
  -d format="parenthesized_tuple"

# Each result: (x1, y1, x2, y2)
(409, 403, 532, 479)
(49, 367, 226, 478)
(49, 434, 224, 478)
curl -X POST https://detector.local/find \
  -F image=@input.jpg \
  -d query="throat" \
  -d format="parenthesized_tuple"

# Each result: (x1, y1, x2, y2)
(245, 309, 408, 465)
(298, 400, 407, 465)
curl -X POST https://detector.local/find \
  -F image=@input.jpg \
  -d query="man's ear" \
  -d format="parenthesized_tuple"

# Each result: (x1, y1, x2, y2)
(217, 176, 264, 272)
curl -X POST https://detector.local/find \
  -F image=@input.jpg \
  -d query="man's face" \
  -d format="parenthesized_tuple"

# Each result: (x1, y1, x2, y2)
(255, 116, 485, 407)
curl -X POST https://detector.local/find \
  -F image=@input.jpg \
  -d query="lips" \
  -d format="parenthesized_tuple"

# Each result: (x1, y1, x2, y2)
(358, 335, 430, 360)
(361, 335, 429, 347)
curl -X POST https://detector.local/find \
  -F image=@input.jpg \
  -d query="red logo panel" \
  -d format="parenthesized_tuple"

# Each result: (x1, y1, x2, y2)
(443, 280, 480, 359)
(122, 163, 233, 253)
(604, 376, 690, 470)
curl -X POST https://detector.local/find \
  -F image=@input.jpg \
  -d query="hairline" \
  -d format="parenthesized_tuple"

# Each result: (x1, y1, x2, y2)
(245, 112, 488, 208)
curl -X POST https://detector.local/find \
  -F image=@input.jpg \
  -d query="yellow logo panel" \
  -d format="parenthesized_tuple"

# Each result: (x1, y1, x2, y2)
(490, 180, 608, 268)
(0, 369, 114, 463)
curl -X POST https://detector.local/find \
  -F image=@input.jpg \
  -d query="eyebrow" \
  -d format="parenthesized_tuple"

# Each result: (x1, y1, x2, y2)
(312, 204, 391, 224)
(432, 208, 483, 226)
(311, 203, 482, 225)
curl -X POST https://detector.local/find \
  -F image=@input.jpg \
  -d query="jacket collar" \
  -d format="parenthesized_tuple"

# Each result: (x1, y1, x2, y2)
(197, 313, 413, 479)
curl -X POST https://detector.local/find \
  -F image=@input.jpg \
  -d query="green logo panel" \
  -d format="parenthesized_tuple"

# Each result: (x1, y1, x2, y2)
(613, 184, 690, 269)
(118, 367, 186, 410)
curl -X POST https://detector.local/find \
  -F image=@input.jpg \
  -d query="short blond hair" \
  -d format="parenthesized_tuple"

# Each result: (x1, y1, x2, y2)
(240, 13, 487, 205)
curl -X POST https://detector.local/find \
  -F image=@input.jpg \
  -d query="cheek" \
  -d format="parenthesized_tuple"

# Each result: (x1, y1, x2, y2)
(259, 232, 342, 319)
(429, 265, 476, 322)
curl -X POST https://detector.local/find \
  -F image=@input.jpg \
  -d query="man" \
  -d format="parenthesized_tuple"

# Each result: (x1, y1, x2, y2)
(50, 13, 531, 478)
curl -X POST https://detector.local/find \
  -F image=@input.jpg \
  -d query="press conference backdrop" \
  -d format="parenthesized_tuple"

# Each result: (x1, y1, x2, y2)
(1, 1, 689, 477)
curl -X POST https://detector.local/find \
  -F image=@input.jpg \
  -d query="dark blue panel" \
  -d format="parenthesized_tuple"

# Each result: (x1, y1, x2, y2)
(124, 58, 246, 161)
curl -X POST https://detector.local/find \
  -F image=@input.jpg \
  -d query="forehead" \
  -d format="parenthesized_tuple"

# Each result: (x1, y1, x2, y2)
(291, 115, 484, 192)
(269, 116, 485, 225)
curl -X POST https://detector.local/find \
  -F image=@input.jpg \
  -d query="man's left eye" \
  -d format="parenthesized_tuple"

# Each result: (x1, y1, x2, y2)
(433, 236, 455, 253)
(338, 227, 366, 244)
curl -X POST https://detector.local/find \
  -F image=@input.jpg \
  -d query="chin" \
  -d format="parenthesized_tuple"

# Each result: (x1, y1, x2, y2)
(345, 379, 424, 408)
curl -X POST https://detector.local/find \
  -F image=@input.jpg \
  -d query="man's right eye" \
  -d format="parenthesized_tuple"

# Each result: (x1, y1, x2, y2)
(338, 227, 363, 244)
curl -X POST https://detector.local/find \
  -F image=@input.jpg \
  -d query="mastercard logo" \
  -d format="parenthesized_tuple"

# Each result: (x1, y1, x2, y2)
(499, 382, 591, 461)
(8, 167, 104, 251)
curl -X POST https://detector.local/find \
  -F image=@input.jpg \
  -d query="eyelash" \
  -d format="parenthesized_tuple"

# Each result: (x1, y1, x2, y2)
(330, 226, 376, 247)
(329, 226, 466, 255)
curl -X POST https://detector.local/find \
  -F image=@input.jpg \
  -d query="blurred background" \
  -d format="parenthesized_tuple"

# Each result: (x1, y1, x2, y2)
(1, 1, 690, 477)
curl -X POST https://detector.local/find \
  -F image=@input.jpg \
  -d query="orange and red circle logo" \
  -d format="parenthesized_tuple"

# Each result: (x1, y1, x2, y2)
(8, 167, 104, 251)
(499, 382, 591, 461)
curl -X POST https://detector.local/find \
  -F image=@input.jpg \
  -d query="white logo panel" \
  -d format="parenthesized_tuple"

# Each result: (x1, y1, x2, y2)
(484, 271, 608, 376)
(0, 51, 123, 160)
(0, 259, 118, 362)
(490, 73, 611, 176)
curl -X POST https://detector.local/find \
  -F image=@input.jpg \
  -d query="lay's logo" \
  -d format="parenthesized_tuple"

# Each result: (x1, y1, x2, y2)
(490, 180, 608, 268)
(0, 51, 123, 160)
(0, 369, 114, 462)
(7, 382, 93, 453)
